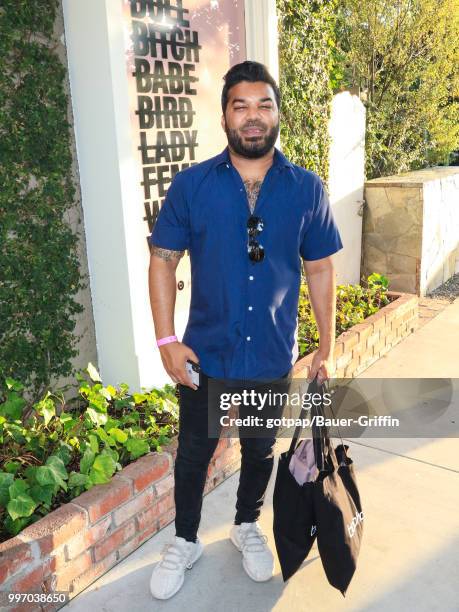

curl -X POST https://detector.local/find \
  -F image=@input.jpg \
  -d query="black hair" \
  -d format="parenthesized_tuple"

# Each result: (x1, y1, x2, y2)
(221, 61, 281, 115)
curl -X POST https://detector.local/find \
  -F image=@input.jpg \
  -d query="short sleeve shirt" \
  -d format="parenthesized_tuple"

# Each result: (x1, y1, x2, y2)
(149, 145, 343, 382)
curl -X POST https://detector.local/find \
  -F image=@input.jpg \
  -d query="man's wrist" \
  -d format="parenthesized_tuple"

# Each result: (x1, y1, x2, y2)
(157, 335, 178, 347)
(318, 343, 334, 359)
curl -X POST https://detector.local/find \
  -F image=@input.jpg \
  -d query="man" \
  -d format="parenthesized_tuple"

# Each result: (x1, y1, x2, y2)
(148, 61, 343, 599)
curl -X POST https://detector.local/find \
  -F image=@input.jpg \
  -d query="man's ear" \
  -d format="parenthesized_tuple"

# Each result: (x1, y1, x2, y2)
(220, 113, 226, 132)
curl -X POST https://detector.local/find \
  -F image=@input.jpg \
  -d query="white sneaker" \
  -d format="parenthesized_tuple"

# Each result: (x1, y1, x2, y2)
(149, 535, 203, 600)
(230, 521, 274, 582)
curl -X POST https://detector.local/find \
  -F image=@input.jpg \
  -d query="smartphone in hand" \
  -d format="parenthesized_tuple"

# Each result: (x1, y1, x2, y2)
(185, 359, 201, 387)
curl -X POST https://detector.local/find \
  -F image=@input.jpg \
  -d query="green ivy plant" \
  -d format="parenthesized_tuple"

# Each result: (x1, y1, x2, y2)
(297, 272, 390, 357)
(0, 363, 179, 542)
(277, 0, 337, 187)
(0, 0, 85, 401)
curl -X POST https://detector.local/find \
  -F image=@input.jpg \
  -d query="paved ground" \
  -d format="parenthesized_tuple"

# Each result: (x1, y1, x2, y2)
(65, 297, 459, 612)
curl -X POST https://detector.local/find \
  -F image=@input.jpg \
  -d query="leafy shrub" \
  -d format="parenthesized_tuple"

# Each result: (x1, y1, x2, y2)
(0, 364, 178, 542)
(297, 272, 391, 357)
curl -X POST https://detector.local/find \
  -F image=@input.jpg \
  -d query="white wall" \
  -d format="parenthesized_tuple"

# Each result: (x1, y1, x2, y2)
(63, 0, 145, 390)
(328, 91, 366, 285)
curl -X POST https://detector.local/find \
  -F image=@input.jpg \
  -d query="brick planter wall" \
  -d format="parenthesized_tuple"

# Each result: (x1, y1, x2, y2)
(292, 290, 418, 379)
(0, 290, 417, 610)
(0, 437, 241, 612)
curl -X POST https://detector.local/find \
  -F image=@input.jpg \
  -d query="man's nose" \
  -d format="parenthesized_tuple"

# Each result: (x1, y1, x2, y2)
(245, 105, 262, 121)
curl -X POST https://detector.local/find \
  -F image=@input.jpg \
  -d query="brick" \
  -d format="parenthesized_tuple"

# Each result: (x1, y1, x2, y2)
(154, 473, 174, 498)
(0, 537, 35, 584)
(72, 477, 132, 524)
(396, 299, 418, 316)
(53, 550, 93, 592)
(48, 547, 67, 573)
(402, 310, 416, 322)
(366, 331, 380, 348)
(65, 515, 112, 560)
(158, 506, 176, 530)
(344, 357, 360, 378)
(118, 521, 159, 559)
(112, 487, 155, 527)
(68, 551, 118, 595)
(162, 438, 179, 461)
(359, 353, 380, 370)
(8, 557, 53, 593)
(336, 352, 352, 369)
(349, 322, 372, 344)
(385, 330, 396, 345)
(332, 342, 344, 359)
(341, 331, 359, 352)
(205, 471, 226, 493)
(18, 503, 88, 557)
(10, 603, 41, 612)
(373, 337, 387, 356)
(93, 519, 136, 563)
(120, 452, 170, 494)
(359, 346, 375, 366)
(384, 308, 398, 325)
(292, 353, 313, 378)
(373, 317, 387, 332)
(214, 447, 240, 472)
(222, 459, 241, 479)
(213, 437, 228, 459)
(137, 490, 174, 532)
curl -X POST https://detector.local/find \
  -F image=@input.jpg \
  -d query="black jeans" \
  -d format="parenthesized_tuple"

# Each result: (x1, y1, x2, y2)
(174, 368, 292, 543)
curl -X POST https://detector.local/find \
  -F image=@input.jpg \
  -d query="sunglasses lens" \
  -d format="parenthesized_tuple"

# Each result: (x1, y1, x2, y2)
(247, 216, 264, 236)
(248, 240, 264, 262)
(247, 216, 264, 262)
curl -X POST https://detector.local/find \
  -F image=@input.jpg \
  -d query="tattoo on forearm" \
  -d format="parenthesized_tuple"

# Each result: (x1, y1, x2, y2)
(152, 246, 185, 262)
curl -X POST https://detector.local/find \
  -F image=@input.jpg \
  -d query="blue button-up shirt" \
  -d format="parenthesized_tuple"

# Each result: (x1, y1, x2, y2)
(149, 145, 343, 382)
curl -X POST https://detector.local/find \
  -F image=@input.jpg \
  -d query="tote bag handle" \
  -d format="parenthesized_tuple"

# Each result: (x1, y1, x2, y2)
(287, 374, 349, 471)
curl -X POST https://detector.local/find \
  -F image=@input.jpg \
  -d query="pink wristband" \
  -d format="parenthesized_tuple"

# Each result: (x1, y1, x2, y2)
(157, 335, 178, 347)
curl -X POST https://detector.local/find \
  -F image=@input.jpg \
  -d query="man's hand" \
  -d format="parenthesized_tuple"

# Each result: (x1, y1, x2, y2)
(308, 348, 334, 385)
(158, 341, 200, 390)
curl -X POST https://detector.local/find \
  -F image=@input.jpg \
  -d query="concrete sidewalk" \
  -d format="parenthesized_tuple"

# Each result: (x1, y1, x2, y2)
(65, 298, 459, 612)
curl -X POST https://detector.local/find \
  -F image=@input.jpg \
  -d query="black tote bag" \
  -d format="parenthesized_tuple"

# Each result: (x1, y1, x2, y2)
(313, 435, 364, 596)
(272, 375, 325, 581)
(273, 375, 364, 595)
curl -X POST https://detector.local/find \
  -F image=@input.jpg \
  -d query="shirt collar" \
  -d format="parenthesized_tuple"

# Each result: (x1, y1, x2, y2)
(214, 145, 294, 169)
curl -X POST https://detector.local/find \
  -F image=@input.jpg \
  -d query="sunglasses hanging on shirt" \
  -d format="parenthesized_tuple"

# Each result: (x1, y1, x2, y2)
(247, 215, 265, 263)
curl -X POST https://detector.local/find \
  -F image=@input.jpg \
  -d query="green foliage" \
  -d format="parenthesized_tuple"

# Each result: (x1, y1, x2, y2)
(333, 0, 459, 178)
(0, 363, 179, 542)
(0, 0, 85, 400)
(276, 0, 337, 186)
(297, 273, 391, 357)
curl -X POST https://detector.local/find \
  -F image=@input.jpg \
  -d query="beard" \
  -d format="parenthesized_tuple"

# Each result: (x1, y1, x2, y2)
(224, 120, 280, 159)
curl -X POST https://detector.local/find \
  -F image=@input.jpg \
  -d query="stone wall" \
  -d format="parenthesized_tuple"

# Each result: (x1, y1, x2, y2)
(362, 166, 459, 296)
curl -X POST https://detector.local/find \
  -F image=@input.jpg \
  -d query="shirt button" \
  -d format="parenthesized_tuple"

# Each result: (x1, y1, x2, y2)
(249, 275, 254, 280)
(246, 336, 251, 341)
(248, 306, 253, 311)
(226, 163, 230, 168)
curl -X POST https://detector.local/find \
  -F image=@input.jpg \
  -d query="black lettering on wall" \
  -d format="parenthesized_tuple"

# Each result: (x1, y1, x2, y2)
(128, 0, 200, 246)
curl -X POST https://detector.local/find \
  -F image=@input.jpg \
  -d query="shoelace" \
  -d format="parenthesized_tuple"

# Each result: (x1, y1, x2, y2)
(159, 542, 193, 570)
(239, 527, 269, 553)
